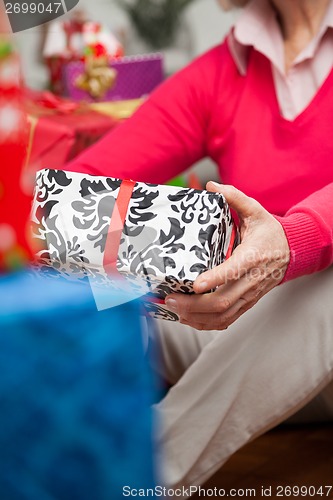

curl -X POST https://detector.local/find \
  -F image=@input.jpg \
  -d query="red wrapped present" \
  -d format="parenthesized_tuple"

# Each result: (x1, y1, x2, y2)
(0, 40, 32, 271)
(24, 89, 118, 173)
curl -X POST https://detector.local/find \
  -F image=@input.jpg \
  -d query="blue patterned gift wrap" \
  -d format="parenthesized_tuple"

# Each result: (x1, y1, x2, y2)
(0, 272, 155, 500)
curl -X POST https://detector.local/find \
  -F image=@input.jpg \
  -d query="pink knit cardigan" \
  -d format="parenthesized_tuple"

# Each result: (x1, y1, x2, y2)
(66, 41, 333, 282)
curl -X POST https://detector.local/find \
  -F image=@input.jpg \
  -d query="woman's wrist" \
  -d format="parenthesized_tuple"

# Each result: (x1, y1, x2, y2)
(274, 212, 325, 282)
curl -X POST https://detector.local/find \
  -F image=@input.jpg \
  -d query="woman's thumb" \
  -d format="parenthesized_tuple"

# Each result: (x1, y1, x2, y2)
(206, 182, 259, 218)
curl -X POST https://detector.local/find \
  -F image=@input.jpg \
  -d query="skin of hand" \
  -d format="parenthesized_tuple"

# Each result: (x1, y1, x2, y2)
(165, 182, 291, 331)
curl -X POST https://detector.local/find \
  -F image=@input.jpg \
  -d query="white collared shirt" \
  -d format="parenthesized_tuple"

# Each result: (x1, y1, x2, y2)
(228, 0, 333, 120)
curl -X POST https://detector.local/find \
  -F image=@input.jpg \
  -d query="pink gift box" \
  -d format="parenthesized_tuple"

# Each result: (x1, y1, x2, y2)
(63, 53, 164, 102)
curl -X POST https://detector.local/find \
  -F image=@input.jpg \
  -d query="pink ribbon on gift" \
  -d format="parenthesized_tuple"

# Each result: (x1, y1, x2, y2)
(103, 179, 136, 276)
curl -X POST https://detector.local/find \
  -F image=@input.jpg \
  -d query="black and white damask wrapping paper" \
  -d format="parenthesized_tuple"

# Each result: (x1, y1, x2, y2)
(31, 169, 238, 321)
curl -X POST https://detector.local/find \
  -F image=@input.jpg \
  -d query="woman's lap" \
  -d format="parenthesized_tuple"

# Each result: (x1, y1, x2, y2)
(151, 266, 333, 489)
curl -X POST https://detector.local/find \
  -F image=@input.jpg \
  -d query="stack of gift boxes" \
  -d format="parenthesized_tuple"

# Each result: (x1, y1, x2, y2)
(43, 17, 163, 101)
(26, 16, 164, 174)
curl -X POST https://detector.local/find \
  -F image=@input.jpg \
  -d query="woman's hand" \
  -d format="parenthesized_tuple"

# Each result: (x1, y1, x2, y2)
(165, 182, 291, 331)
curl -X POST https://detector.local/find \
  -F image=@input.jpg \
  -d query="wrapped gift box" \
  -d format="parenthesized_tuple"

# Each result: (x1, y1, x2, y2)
(89, 99, 144, 120)
(25, 90, 118, 173)
(0, 273, 155, 500)
(63, 54, 164, 102)
(31, 169, 238, 321)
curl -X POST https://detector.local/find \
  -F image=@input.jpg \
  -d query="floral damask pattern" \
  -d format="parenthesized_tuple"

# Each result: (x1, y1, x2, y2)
(32, 169, 238, 321)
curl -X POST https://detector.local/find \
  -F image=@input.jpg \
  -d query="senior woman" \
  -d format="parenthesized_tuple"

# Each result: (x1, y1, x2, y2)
(66, 0, 333, 490)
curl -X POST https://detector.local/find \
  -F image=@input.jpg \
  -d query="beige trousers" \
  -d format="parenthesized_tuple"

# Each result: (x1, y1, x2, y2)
(149, 267, 333, 489)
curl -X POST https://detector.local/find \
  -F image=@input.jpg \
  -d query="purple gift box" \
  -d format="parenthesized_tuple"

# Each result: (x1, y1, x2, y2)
(63, 54, 164, 102)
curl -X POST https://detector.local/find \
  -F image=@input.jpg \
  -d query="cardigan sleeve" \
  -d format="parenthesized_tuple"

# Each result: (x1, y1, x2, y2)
(65, 46, 223, 184)
(275, 182, 333, 282)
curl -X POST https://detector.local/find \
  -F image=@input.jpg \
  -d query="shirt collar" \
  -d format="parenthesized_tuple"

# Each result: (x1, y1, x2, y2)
(228, 0, 333, 76)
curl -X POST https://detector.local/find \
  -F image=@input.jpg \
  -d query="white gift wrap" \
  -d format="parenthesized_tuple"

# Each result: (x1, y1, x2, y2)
(32, 169, 238, 321)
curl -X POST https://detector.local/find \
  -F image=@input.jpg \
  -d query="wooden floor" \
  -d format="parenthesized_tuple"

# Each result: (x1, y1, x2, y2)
(193, 424, 333, 499)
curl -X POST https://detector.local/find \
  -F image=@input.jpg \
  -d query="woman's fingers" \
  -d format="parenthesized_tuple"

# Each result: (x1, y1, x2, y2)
(179, 278, 277, 331)
(193, 245, 256, 293)
(164, 183, 290, 331)
(180, 296, 255, 331)
(165, 271, 259, 317)
(194, 182, 270, 294)
(206, 182, 263, 219)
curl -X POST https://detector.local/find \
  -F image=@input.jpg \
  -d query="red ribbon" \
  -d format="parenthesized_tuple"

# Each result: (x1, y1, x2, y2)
(103, 179, 136, 276)
(25, 89, 80, 114)
(145, 295, 165, 305)
(225, 224, 237, 260)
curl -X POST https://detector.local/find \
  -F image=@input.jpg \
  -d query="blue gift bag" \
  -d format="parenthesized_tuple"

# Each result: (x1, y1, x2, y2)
(0, 272, 155, 500)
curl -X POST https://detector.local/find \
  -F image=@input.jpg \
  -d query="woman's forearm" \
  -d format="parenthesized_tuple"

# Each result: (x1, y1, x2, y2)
(64, 48, 221, 183)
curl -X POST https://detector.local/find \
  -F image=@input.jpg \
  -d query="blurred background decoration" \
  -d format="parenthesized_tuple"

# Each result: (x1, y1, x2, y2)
(11, 0, 235, 183)
(0, 36, 31, 272)
(118, 0, 196, 50)
(14, 0, 236, 88)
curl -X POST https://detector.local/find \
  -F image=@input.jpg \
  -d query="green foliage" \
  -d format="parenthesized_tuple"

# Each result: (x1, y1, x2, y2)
(117, 0, 196, 49)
